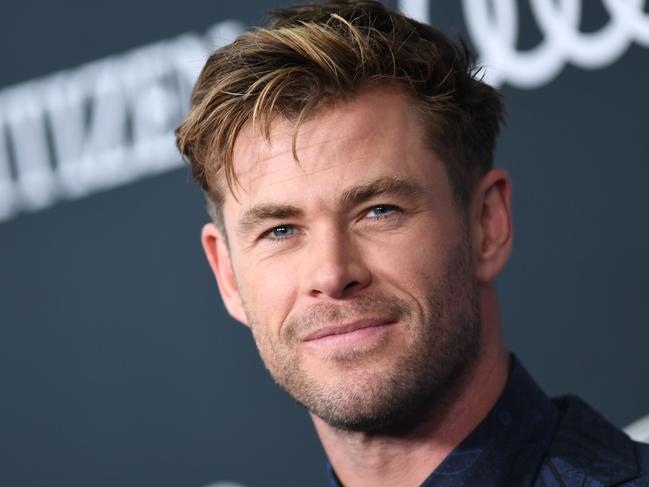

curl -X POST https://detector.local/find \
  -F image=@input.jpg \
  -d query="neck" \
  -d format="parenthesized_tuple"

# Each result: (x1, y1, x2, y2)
(312, 284, 510, 487)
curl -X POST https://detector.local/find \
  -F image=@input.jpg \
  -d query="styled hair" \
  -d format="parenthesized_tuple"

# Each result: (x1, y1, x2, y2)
(176, 0, 504, 227)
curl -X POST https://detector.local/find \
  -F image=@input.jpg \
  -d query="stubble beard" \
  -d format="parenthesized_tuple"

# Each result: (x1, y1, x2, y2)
(246, 240, 481, 433)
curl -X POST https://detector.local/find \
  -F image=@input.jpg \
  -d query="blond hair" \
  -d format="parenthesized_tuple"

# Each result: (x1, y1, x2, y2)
(176, 1, 504, 227)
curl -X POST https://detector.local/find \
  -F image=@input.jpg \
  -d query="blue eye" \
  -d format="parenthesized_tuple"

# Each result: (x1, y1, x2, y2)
(366, 205, 398, 218)
(267, 225, 295, 239)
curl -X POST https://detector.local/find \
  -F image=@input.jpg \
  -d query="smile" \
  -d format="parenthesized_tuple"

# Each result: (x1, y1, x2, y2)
(301, 319, 397, 351)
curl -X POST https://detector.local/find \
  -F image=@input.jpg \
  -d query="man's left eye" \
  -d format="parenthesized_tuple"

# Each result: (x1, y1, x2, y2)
(365, 204, 399, 219)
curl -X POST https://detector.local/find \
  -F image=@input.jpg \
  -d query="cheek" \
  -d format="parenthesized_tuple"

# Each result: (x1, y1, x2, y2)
(237, 257, 298, 330)
(366, 221, 451, 292)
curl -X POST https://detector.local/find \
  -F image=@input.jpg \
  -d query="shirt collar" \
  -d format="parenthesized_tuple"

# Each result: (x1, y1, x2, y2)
(327, 355, 558, 487)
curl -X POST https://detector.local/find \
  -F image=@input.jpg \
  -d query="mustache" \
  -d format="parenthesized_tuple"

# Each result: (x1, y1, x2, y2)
(282, 293, 412, 342)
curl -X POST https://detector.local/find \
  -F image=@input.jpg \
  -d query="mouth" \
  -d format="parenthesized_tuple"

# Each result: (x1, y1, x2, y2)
(303, 319, 394, 341)
(301, 319, 397, 351)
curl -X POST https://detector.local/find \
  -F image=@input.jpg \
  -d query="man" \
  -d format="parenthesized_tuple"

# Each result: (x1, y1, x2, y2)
(176, 1, 649, 485)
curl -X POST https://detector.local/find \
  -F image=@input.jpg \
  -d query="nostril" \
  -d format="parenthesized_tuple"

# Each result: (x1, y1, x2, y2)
(343, 281, 359, 293)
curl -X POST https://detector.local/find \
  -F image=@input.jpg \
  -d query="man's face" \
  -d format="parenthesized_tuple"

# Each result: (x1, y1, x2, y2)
(215, 88, 481, 431)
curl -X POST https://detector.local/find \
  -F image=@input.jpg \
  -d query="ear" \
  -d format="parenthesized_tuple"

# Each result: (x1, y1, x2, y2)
(201, 223, 249, 326)
(469, 169, 513, 282)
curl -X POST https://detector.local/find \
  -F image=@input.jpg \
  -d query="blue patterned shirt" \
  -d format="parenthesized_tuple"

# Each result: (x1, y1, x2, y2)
(326, 356, 649, 486)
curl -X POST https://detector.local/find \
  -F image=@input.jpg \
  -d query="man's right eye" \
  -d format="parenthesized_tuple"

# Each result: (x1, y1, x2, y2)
(262, 224, 295, 241)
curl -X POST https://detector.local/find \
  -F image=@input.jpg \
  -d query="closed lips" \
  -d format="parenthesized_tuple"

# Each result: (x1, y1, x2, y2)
(302, 319, 395, 341)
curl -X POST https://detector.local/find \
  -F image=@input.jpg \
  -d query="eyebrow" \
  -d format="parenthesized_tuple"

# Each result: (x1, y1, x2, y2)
(237, 204, 303, 235)
(339, 177, 426, 207)
(236, 177, 425, 235)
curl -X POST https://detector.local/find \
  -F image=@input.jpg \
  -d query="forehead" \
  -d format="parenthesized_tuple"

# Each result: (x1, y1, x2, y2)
(225, 88, 441, 213)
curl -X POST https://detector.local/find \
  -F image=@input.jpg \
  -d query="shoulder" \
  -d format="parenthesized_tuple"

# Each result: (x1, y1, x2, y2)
(537, 394, 649, 486)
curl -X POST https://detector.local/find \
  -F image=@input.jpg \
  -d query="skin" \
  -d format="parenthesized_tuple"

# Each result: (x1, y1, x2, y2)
(201, 87, 513, 487)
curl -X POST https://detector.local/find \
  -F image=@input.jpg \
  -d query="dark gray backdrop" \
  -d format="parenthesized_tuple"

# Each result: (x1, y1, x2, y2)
(1, 2, 648, 486)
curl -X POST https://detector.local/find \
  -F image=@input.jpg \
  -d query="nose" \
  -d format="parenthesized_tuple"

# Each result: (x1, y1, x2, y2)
(305, 232, 372, 299)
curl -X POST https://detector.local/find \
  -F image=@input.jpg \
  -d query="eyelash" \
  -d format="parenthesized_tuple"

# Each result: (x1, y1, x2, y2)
(259, 204, 402, 243)
(365, 204, 399, 219)
(261, 224, 295, 242)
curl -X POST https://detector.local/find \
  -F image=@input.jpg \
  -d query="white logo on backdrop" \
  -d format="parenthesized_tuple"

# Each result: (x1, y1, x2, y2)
(1, 3, 648, 223)
(400, 0, 649, 88)
(0, 21, 244, 223)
